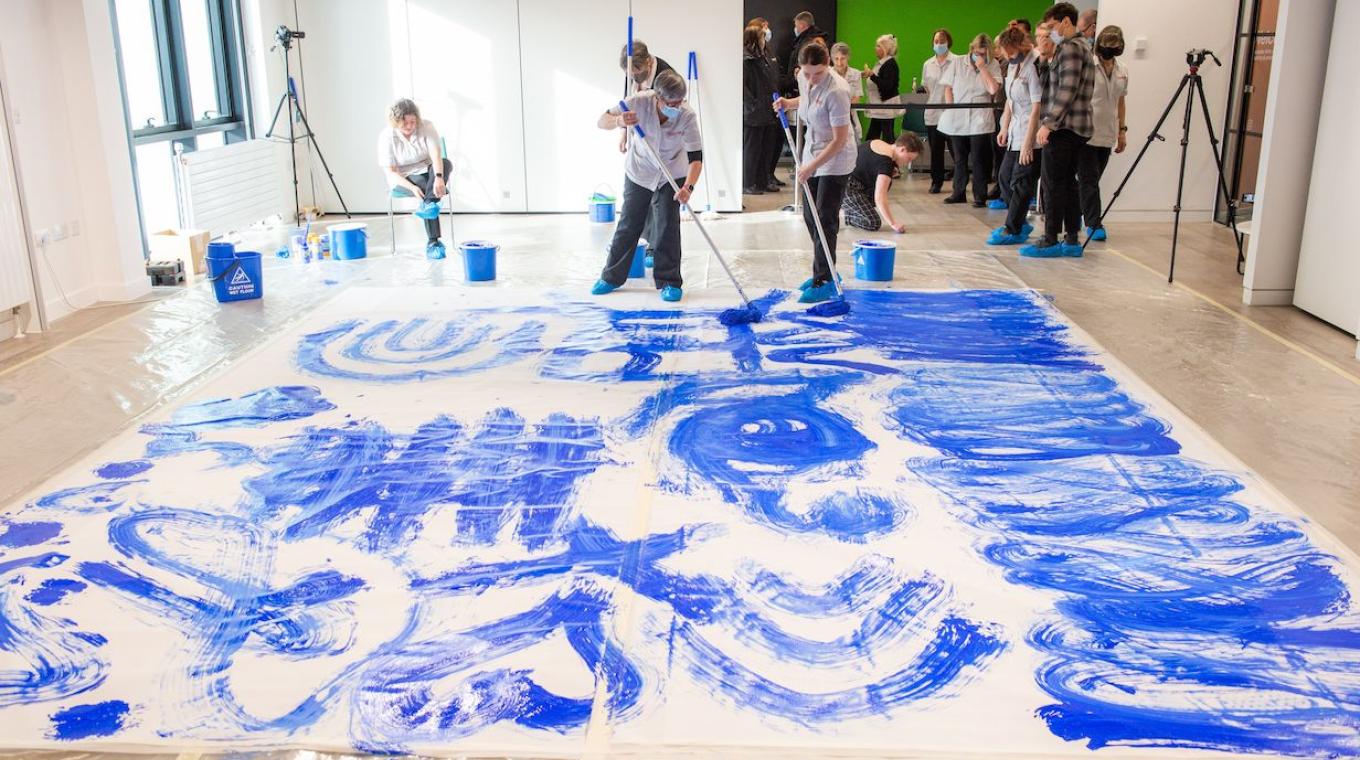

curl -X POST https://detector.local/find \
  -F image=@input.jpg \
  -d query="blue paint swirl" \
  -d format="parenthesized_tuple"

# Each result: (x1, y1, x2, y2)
(0, 552, 106, 708)
(296, 317, 546, 382)
(0, 520, 63, 548)
(32, 481, 144, 514)
(140, 386, 335, 466)
(94, 460, 152, 479)
(49, 700, 130, 740)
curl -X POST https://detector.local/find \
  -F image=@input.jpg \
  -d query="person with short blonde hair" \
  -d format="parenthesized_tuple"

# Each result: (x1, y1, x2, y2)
(830, 42, 865, 141)
(939, 33, 1001, 206)
(377, 98, 451, 258)
(862, 34, 900, 142)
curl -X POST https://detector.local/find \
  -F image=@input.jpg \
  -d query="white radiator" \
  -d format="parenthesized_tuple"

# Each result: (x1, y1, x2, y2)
(176, 139, 290, 237)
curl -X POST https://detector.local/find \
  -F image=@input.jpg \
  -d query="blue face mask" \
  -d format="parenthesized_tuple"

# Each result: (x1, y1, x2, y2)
(1049, 29, 1064, 45)
(660, 104, 681, 120)
(764, 28, 772, 43)
(933, 43, 949, 56)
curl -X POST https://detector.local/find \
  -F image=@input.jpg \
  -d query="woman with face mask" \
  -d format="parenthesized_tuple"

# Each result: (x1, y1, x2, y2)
(921, 28, 957, 193)
(1077, 25, 1129, 242)
(831, 42, 865, 142)
(593, 71, 703, 302)
(939, 33, 1002, 207)
(988, 26, 1044, 246)
(744, 24, 782, 194)
(773, 43, 857, 304)
(861, 35, 900, 143)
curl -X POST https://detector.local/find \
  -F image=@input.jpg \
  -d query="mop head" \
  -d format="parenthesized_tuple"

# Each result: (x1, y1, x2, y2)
(718, 304, 763, 326)
(806, 298, 851, 318)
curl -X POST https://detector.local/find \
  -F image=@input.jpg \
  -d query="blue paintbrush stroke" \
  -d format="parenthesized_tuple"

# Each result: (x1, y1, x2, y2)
(140, 386, 335, 466)
(0, 520, 63, 549)
(296, 317, 545, 382)
(94, 460, 152, 479)
(48, 700, 131, 740)
(25, 579, 87, 606)
(0, 552, 106, 708)
(883, 292, 1360, 755)
(31, 481, 145, 514)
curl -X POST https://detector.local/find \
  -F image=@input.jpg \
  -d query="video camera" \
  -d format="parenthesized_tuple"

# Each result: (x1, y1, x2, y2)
(1185, 48, 1222, 68)
(274, 25, 306, 50)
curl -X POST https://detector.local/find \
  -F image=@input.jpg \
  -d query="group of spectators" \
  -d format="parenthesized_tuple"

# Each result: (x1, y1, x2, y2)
(741, 4, 1130, 255)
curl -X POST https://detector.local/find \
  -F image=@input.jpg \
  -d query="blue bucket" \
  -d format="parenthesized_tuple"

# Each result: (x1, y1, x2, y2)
(628, 242, 647, 278)
(853, 240, 896, 281)
(329, 222, 368, 260)
(206, 241, 263, 302)
(459, 240, 498, 282)
(589, 188, 616, 223)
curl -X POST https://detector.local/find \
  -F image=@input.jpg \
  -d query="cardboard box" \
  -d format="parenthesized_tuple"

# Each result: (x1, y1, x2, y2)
(148, 229, 210, 280)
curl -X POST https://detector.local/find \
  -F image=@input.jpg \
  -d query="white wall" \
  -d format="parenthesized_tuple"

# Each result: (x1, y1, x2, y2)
(1293, 0, 1360, 342)
(1093, 0, 1237, 223)
(0, 0, 150, 323)
(252, 0, 741, 215)
(1240, 0, 1333, 306)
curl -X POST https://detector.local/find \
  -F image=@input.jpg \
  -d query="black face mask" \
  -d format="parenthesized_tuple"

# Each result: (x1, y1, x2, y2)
(1010, 53, 1025, 65)
(1097, 46, 1122, 60)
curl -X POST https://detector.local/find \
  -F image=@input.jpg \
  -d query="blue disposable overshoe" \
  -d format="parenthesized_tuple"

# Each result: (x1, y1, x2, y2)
(425, 240, 446, 259)
(413, 200, 441, 220)
(1020, 241, 1066, 258)
(591, 279, 618, 295)
(660, 285, 683, 302)
(798, 281, 837, 303)
(987, 199, 1007, 210)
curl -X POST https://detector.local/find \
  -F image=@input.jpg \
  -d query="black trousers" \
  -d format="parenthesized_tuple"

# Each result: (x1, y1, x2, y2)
(997, 149, 1042, 235)
(767, 124, 787, 182)
(865, 117, 896, 143)
(603, 176, 682, 289)
(405, 158, 453, 241)
(1040, 129, 1087, 243)
(926, 125, 951, 185)
(1077, 144, 1113, 231)
(948, 133, 993, 203)
(743, 124, 774, 189)
(801, 173, 849, 286)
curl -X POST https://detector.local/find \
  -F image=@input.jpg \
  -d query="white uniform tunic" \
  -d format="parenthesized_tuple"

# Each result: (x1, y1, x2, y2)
(939, 55, 1001, 136)
(611, 91, 702, 190)
(1088, 57, 1130, 148)
(921, 53, 958, 127)
(1005, 50, 1044, 149)
(796, 70, 857, 177)
(377, 120, 439, 176)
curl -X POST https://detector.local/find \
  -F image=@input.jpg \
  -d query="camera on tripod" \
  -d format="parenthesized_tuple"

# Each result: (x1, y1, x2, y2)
(274, 25, 305, 49)
(1185, 48, 1221, 68)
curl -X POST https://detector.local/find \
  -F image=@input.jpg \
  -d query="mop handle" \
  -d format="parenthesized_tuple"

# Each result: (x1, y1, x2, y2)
(617, 101, 755, 308)
(775, 95, 844, 298)
(627, 16, 633, 56)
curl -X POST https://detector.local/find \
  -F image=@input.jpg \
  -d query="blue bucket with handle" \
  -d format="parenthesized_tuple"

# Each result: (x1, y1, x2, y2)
(589, 185, 616, 223)
(459, 240, 498, 282)
(328, 222, 368, 260)
(206, 241, 263, 302)
(853, 240, 896, 282)
(628, 242, 647, 278)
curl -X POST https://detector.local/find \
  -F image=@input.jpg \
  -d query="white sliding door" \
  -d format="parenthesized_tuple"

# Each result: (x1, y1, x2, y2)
(0, 69, 36, 314)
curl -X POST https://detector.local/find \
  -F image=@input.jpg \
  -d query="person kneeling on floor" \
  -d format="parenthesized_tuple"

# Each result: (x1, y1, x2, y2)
(843, 132, 923, 233)
(592, 70, 703, 303)
(378, 98, 452, 259)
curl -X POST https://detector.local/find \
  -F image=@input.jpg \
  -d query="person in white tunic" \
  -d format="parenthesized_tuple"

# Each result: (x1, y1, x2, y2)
(830, 42, 864, 142)
(773, 43, 856, 304)
(376, 98, 451, 258)
(1076, 25, 1129, 241)
(939, 33, 1001, 207)
(921, 28, 958, 193)
(591, 71, 703, 303)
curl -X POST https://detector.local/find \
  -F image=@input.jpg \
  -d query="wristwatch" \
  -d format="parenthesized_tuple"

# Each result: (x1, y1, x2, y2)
(684, 183, 696, 192)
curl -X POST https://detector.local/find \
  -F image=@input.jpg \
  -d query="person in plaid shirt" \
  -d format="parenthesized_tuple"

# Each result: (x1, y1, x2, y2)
(1022, 2, 1095, 258)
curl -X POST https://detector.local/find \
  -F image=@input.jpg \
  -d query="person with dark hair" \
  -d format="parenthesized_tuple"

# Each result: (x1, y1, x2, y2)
(921, 28, 957, 193)
(940, 33, 1001, 207)
(862, 34, 901, 142)
(593, 70, 703, 302)
(618, 40, 675, 94)
(784, 11, 830, 93)
(1077, 8, 1099, 49)
(774, 42, 856, 304)
(377, 98, 452, 259)
(1023, 2, 1095, 258)
(1078, 25, 1129, 241)
(1011, 18, 1033, 35)
(988, 26, 1043, 246)
(743, 24, 781, 194)
(842, 132, 923, 232)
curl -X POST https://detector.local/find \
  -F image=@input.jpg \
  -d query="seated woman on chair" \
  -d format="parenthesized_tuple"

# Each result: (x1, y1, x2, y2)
(377, 98, 451, 259)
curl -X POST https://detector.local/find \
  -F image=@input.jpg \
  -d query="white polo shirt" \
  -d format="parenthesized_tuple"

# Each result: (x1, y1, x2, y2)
(1006, 50, 1044, 149)
(612, 91, 702, 190)
(939, 55, 1001, 136)
(377, 120, 438, 177)
(921, 53, 957, 126)
(1089, 57, 1130, 148)
(797, 70, 857, 177)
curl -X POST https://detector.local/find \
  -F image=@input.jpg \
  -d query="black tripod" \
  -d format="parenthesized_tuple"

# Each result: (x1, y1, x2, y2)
(265, 26, 350, 224)
(1083, 49, 1243, 282)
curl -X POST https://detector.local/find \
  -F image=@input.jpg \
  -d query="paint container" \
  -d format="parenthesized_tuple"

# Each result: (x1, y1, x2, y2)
(628, 242, 647, 278)
(329, 223, 368, 260)
(290, 233, 308, 261)
(206, 241, 263, 303)
(589, 187, 616, 223)
(459, 240, 497, 282)
(853, 240, 896, 282)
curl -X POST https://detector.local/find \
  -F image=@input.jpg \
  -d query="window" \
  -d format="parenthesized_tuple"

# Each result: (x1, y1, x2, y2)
(113, 0, 249, 238)
(1218, 0, 1279, 226)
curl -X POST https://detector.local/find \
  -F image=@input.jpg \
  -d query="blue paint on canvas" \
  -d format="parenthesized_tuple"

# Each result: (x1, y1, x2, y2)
(49, 700, 130, 740)
(0, 520, 63, 548)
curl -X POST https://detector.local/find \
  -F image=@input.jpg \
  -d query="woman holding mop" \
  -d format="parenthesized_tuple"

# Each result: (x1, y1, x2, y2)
(591, 70, 703, 303)
(773, 43, 856, 303)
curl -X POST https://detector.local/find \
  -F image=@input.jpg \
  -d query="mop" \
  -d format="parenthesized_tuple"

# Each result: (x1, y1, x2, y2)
(687, 52, 723, 222)
(775, 94, 851, 318)
(617, 101, 761, 325)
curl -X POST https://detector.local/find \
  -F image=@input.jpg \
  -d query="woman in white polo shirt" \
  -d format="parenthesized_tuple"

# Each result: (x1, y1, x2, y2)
(377, 99, 451, 259)
(774, 42, 857, 304)
(1077, 25, 1130, 242)
(939, 33, 1001, 207)
(921, 28, 958, 194)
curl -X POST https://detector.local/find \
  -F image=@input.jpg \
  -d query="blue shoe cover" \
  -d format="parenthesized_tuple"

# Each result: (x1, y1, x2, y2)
(660, 285, 683, 302)
(798, 281, 837, 303)
(645, 255, 654, 268)
(987, 199, 1007, 210)
(1062, 242, 1085, 257)
(1022, 222, 1034, 237)
(413, 200, 441, 220)
(987, 229, 1027, 246)
(591, 279, 617, 295)
(425, 240, 446, 259)
(1020, 241, 1066, 258)
(1090, 227, 1107, 241)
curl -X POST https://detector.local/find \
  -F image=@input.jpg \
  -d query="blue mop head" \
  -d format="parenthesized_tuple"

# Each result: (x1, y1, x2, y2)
(806, 298, 851, 317)
(718, 305, 763, 326)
